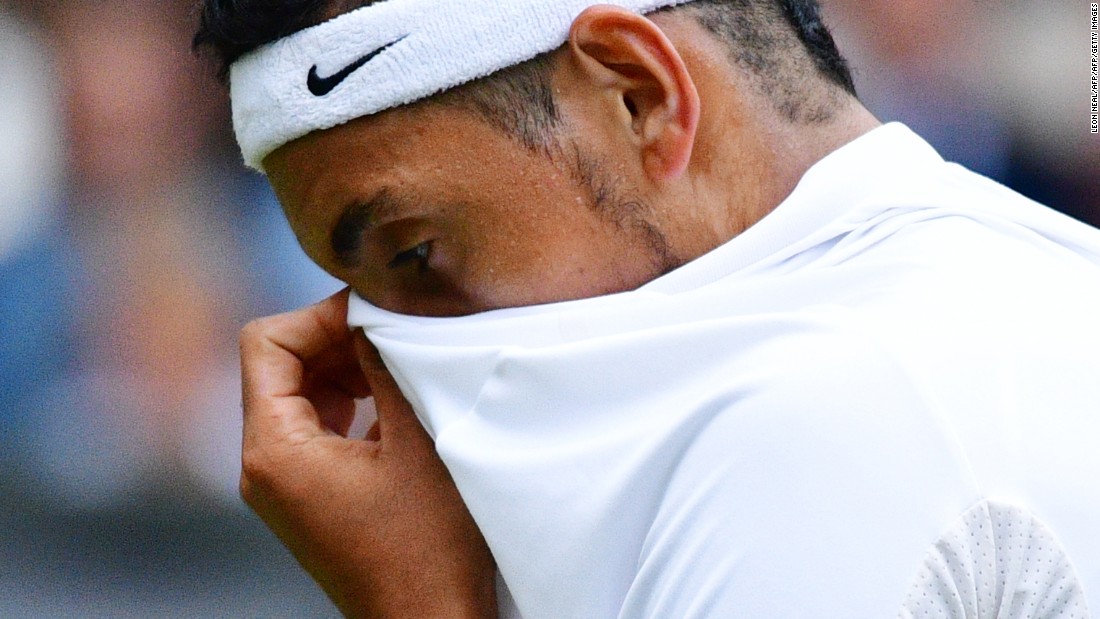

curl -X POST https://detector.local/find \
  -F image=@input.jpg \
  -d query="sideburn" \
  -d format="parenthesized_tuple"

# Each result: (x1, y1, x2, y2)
(567, 145, 685, 278)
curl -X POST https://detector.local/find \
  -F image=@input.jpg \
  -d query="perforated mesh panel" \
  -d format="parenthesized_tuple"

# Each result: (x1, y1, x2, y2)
(898, 500, 1090, 619)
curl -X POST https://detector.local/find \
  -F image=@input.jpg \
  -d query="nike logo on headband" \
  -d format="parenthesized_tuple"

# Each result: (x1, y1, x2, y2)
(307, 35, 408, 97)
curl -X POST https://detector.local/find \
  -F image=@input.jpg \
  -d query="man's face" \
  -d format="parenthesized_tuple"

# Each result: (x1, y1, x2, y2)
(265, 103, 672, 317)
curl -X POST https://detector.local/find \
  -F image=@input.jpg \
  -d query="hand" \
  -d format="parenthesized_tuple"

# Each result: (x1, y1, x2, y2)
(239, 290, 498, 618)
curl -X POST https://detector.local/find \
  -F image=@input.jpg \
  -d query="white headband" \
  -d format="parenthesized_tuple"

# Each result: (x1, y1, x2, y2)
(229, 0, 696, 171)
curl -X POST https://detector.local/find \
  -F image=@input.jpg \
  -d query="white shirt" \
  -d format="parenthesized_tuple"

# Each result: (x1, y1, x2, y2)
(349, 123, 1100, 618)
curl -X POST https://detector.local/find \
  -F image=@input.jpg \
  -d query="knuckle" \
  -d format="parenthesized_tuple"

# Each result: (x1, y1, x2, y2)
(239, 318, 269, 348)
(238, 474, 256, 506)
(239, 446, 276, 501)
(240, 448, 267, 485)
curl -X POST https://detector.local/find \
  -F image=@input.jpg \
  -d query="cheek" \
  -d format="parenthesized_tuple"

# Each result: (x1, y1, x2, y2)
(458, 205, 651, 308)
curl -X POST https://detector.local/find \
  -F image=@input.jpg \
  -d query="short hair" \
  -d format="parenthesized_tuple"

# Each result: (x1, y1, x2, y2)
(194, 0, 855, 150)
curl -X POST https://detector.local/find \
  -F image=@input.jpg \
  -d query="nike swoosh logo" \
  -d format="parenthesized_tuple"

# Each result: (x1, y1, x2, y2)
(307, 35, 407, 97)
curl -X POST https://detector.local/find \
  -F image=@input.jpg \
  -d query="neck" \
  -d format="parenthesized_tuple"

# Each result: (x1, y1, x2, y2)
(753, 99, 883, 224)
(667, 95, 881, 264)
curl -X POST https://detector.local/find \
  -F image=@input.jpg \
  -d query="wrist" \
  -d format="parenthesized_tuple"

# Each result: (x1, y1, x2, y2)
(332, 570, 498, 619)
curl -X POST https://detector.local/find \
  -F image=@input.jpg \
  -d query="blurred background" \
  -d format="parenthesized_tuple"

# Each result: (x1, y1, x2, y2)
(0, 0, 1096, 616)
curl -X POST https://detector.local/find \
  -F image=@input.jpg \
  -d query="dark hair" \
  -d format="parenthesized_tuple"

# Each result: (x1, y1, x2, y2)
(779, 0, 856, 95)
(194, 0, 855, 145)
(671, 0, 856, 122)
(194, 0, 346, 80)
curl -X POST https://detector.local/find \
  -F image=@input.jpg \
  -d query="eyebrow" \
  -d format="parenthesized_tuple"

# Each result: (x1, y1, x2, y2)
(330, 188, 403, 267)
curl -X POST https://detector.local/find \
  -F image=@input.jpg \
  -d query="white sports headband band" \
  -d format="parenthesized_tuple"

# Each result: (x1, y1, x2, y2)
(229, 0, 697, 171)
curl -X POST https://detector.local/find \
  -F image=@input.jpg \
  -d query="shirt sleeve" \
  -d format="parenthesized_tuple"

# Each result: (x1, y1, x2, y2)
(617, 321, 985, 619)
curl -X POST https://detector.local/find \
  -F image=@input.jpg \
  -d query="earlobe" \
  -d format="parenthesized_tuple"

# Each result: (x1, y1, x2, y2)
(568, 5, 700, 182)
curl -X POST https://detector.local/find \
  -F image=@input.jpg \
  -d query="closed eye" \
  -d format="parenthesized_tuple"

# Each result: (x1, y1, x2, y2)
(387, 241, 431, 271)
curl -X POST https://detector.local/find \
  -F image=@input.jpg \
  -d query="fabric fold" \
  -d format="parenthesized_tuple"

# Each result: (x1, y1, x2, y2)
(348, 124, 1100, 618)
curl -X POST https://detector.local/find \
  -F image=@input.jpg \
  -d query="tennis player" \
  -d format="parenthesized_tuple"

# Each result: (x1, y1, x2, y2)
(196, 1, 1100, 617)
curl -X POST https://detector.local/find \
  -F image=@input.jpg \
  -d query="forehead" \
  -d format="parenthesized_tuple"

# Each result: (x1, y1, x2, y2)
(265, 102, 447, 190)
(262, 102, 568, 244)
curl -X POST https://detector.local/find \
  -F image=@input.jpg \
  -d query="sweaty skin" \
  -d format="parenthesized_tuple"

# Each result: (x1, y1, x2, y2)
(242, 5, 880, 616)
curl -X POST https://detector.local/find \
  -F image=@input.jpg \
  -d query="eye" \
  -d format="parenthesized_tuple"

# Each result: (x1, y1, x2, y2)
(387, 241, 431, 272)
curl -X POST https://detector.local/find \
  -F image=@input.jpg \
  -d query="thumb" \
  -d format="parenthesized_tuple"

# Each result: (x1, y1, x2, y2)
(353, 331, 434, 447)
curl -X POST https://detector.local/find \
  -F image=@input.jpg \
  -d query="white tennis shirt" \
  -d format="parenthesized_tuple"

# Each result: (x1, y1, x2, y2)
(349, 123, 1100, 618)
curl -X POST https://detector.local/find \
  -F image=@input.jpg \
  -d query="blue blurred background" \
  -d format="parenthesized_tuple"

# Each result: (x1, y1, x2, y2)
(0, 0, 1096, 616)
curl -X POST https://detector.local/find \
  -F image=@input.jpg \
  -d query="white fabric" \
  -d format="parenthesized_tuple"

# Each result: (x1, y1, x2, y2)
(347, 123, 1100, 618)
(899, 500, 1088, 619)
(229, 0, 695, 170)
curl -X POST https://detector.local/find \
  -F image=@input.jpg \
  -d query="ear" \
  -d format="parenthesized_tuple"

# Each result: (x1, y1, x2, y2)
(567, 5, 700, 182)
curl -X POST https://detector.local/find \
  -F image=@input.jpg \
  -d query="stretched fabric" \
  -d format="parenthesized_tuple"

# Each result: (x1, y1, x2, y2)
(349, 124, 1100, 618)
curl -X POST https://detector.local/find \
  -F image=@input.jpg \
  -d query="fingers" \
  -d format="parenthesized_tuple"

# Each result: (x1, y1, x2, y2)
(240, 289, 369, 441)
(239, 286, 429, 457)
(242, 289, 358, 397)
(352, 331, 433, 448)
